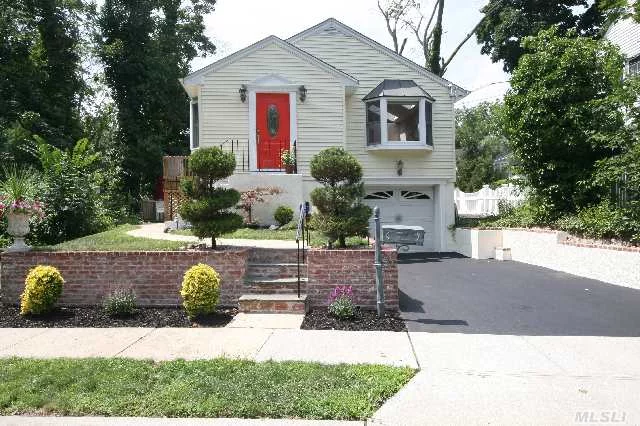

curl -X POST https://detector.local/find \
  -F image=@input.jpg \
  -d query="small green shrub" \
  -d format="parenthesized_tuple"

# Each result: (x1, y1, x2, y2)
(180, 263, 221, 319)
(20, 265, 64, 315)
(556, 201, 640, 243)
(274, 205, 294, 227)
(103, 288, 137, 317)
(327, 285, 355, 320)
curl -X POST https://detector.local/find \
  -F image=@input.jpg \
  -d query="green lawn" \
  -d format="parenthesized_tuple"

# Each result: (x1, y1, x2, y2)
(173, 227, 370, 248)
(40, 224, 186, 251)
(0, 357, 414, 419)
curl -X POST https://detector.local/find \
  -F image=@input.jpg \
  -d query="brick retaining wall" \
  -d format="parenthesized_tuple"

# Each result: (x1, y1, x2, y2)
(0, 247, 400, 310)
(0, 250, 249, 307)
(306, 248, 399, 310)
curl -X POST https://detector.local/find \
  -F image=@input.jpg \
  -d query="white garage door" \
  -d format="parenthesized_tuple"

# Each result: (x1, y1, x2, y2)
(363, 187, 435, 251)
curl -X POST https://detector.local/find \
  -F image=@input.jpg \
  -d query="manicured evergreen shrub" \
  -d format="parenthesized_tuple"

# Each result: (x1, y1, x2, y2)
(179, 147, 243, 248)
(274, 205, 294, 227)
(20, 265, 64, 315)
(180, 263, 221, 319)
(309, 147, 371, 248)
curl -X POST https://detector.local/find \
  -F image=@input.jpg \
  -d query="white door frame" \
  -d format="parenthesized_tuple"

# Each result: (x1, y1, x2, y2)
(247, 75, 298, 172)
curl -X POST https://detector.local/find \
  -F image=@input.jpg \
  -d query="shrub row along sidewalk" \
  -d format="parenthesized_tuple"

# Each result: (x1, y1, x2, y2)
(0, 358, 414, 420)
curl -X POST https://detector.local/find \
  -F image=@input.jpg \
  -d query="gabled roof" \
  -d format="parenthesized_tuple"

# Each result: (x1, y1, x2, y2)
(363, 79, 435, 101)
(287, 18, 469, 99)
(181, 35, 359, 87)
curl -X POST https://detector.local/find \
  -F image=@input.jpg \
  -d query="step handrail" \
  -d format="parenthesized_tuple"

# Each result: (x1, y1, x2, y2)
(295, 203, 310, 299)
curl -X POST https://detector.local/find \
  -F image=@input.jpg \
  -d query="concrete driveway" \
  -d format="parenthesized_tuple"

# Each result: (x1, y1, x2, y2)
(399, 253, 640, 336)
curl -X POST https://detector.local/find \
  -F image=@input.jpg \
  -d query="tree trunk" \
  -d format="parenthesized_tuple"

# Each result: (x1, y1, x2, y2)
(211, 237, 217, 249)
(338, 235, 346, 248)
(428, 0, 444, 75)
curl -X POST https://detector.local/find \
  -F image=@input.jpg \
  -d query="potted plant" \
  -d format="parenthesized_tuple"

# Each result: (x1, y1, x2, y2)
(281, 150, 296, 174)
(0, 168, 43, 252)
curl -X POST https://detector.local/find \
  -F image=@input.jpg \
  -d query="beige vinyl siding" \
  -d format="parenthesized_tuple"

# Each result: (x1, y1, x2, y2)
(293, 30, 456, 181)
(199, 42, 345, 175)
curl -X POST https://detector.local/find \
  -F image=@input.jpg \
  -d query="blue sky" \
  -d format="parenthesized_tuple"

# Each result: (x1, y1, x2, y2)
(192, 0, 511, 106)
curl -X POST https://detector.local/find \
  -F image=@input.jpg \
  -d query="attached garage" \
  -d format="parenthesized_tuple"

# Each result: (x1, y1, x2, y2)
(363, 187, 435, 251)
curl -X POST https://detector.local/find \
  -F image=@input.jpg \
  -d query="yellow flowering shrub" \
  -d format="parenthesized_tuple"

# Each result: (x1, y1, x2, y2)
(20, 265, 64, 315)
(180, 263, 221, 319)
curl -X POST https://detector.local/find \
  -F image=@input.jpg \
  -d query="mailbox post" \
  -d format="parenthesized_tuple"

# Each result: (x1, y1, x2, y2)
(373, 207, 385, 317)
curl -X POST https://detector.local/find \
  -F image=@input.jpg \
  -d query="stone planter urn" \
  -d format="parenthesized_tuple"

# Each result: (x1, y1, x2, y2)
(6, 212, 31, 252)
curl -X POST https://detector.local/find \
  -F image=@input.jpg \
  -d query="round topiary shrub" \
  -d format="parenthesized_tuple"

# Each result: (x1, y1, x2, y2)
(20, 265, 64, 315)
(274, 205, 294, 227)
(180, 263, 221, 319)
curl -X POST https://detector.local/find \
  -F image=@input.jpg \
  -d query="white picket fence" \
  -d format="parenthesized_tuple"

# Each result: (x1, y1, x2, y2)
(455, 184, 525, 217)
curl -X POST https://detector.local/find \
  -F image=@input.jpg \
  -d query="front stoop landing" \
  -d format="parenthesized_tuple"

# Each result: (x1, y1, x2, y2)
(239, 294, 309, 314)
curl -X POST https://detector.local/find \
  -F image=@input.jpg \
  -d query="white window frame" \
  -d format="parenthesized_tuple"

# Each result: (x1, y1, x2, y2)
(365, 96, 432, 149)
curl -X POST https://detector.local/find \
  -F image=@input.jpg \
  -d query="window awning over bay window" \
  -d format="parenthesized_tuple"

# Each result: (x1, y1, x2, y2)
(363, 79, 434, 150)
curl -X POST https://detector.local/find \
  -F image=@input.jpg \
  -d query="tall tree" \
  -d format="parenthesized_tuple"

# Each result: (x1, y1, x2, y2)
(477, 0, 606, 73)
(0, 0, 85, 159)
(377, 0, 484, 76)
(97, 0, 216, 199)
(501, 27, 629, 213)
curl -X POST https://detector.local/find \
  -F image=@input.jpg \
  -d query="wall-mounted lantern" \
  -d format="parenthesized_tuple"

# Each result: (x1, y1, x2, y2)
(396, 160, 404, 176)
(239, 85, 247, 102)
(298, 85, 307, 102)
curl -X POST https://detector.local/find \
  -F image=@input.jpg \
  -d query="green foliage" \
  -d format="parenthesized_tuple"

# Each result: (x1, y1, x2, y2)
(328, 297, 356, 320)
(97, 0, 217, 199)
(0, 166, 38, 204)
(0, 0, 85, 157)
(477, 0, 605, 72)
(20, 265, 64, 315)
(180, 263, 220, 319)
(309, 148, 371, 248)
(555, 201, 640, 243)
(502, 28, 629, 214)
(103, 288, 137, 317)
(30, 138, 124, 245)
(0, 357, 415, 420)
(274, 205, 294, 227)
(455, 102, 510, 192)
(178, 147, 243, 248)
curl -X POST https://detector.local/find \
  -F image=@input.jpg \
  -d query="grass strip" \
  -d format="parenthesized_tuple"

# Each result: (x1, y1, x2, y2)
(0, 357, 414, 420)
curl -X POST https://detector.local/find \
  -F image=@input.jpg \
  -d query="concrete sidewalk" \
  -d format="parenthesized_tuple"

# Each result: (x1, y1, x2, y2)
(372, 333, 640, 426)
(0, 327, 418, 368)
(127, 223, 298, 249)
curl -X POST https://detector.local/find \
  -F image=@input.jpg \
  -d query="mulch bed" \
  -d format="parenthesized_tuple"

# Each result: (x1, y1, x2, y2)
(0, 305, 237, 328)
(301, 307, 406, 332)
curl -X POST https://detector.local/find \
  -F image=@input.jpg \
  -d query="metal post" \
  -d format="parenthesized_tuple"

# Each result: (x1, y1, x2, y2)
(374, 206, 385, 317)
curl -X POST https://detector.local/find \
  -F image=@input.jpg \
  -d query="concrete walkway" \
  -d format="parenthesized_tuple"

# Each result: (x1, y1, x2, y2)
(127, 223, 298, 249)
(0, 327, 418, 368)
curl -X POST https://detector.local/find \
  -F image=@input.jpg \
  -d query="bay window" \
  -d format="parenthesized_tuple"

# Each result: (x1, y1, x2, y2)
(363, 79, 434, 149)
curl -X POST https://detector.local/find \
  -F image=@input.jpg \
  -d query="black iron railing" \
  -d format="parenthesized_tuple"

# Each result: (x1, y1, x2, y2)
(295, 202, 311, 298)
(219, 138, 297, 173)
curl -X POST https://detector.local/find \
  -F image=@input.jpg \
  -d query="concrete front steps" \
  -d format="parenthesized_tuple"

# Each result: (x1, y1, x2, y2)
(239, 294, 308, 314)
(240, 248, 309, 313)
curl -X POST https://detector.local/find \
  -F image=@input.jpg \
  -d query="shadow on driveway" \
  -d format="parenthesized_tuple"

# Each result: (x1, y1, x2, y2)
(398, 253, 640, 336)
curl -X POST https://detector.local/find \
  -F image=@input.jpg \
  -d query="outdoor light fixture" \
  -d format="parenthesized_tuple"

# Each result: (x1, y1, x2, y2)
(396, 160, 404, 176)
(298, 85, 307, 102)
(239, 85, 247, 102)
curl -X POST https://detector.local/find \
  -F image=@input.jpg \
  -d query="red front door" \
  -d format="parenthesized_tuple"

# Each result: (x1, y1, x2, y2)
(256, 93, 290, 170)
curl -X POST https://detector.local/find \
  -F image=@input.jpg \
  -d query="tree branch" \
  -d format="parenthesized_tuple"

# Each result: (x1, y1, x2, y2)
(441, 16, 485, 74)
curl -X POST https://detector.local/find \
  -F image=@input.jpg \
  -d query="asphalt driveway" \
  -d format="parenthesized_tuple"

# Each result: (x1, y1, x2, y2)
(399, 253, 640, 336)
